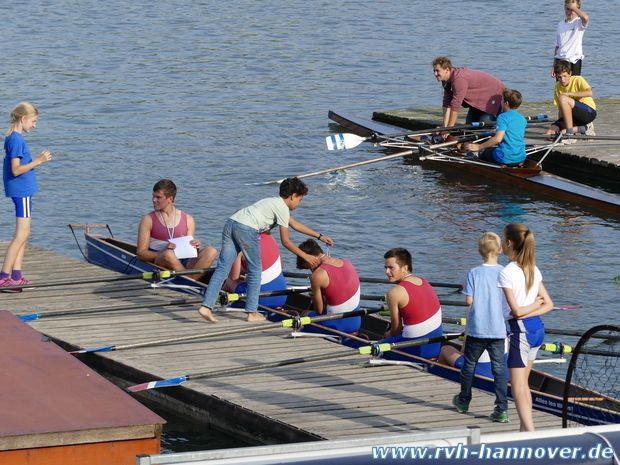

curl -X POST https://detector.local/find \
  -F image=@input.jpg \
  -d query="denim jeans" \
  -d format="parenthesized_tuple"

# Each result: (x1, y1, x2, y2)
(458, 336, 508, 412)
(201, 219, 261, 313)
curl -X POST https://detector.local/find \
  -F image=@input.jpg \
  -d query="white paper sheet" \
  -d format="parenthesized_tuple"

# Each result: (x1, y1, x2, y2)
(169, 235, 198, 259)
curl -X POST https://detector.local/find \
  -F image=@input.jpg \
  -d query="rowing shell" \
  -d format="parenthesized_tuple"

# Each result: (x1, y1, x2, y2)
(328, 110, 620, 216)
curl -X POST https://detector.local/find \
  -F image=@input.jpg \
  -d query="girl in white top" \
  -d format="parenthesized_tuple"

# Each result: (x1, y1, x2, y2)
(498, 223, 554, 432)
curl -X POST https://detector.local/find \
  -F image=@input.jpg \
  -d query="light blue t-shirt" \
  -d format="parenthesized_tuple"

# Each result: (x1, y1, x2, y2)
(493, 109, 527, 165)
(463, 264, 506, 338)
(230, 196, 290, 232)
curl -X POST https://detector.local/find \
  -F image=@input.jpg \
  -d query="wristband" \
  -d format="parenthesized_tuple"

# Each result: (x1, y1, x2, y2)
(317, 234, 322, 240)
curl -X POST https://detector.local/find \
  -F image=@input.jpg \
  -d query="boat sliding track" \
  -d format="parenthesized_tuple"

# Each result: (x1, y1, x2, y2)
(563, 325, 620, 428)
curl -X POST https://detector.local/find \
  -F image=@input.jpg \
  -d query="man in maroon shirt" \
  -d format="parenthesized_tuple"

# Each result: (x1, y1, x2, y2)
(432, 56, 506, 129)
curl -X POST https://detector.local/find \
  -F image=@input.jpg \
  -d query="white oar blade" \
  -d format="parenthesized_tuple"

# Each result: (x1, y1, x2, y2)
(325, 133, 366, 150)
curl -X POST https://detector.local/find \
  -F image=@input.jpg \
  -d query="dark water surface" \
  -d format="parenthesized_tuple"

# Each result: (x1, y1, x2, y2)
(3, 0, 620, 451)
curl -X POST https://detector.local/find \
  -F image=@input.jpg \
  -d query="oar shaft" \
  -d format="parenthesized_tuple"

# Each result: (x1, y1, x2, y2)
(361, 294, 467, 307)
(20, 297, 202, 321)
(114, 324, 275, 351)
(282, 307, 382, 327)
(526, 133, 620, 141)
(297, 150, 413, 179)
(359, 332, 462, 355)
(184, 349, 357, 381)
(3, 267, 215, 291)
(426, 133, 492, 150)
(282, 271, 463, 289)
(248, 150, 414, 185)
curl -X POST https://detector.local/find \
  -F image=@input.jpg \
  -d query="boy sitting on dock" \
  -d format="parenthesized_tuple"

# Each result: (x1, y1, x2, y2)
(462, 88, 527, 166)
(452, 232, 509, 423)
(544, 59, 596, 144)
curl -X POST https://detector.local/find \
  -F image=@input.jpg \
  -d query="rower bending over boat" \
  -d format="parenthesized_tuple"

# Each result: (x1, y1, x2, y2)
(432, 56, 505, 133)
(137, 179, 217, 281)
(463, 89, 527, 167)
(295, 239, 361, 335)
(381, 248, 443, 359)
(198, 177, 333, 323)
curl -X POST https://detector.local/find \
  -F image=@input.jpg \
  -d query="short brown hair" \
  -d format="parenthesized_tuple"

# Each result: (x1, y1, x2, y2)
(384, 247, 412, 271)
(554, 60, 572, 76)
(502, 88, 523, 109)
(296, 239, 323, 269)
(153, 179, 177, 199)
(432, 56, 452, 70)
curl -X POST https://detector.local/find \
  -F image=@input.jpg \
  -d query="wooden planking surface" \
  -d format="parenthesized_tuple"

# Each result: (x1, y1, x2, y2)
(3, 243, 563, 441)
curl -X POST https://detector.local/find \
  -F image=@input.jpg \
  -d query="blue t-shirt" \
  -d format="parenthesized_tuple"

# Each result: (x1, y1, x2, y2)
(3, 132, 38, 198)
(492, 109, 527, 165)
(463, 264, 506, 338)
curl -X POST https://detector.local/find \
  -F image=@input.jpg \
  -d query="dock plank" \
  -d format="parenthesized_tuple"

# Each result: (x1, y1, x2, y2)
(4, 243, 564, 444)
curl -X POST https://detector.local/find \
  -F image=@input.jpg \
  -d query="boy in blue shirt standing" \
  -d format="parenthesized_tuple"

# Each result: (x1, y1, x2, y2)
(463, 89, 527, 166)
(452, 232, 509, 423)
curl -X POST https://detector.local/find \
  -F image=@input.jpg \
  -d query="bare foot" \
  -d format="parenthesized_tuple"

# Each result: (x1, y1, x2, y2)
(246, 312, 266, 322)
(198, 306, 218, 323)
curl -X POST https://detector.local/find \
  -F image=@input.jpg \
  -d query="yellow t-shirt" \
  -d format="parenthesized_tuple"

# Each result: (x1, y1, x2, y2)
(553, 76, 595, 110)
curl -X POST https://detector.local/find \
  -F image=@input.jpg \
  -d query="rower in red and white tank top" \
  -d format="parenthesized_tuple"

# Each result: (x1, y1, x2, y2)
(320, 259, 361, 315)
(148, 210, 189, 251)
(398, 279, 442, 339)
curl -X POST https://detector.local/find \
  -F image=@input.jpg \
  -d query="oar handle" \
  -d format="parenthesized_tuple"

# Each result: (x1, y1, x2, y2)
(541, 342, 572, 354)
(281, 307, 381, 328)
(359, 332, 462, 355)
(426, 133, 493, 150)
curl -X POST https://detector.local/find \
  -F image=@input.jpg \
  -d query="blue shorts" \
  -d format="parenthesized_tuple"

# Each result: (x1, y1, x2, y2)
(12, 197, 32, 218)
(507, 318, 545, 368)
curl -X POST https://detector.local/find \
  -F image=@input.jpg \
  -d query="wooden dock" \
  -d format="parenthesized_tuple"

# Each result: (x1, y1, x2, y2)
(2, 242, 563, 446)
(0, 310, 163, 465)
(373, 98, 620, 192)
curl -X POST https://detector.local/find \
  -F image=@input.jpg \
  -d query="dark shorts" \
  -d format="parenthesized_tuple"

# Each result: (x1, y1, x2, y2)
(553, 101, 596, 130)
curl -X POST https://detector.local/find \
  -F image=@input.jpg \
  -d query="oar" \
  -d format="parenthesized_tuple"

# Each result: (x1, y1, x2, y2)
(327, 115, 549, 150)
(441, 308, 583, 327)
(1, 267, 216, 291)
(361, 293, 468, 307)
(72, 304, 376, 354)
(282, 271, 463, 289)
(526, 133, 620, 141)
(535, 132, 563, 166)
(19, 287, 310, 323)
(245, 149, 413, 186)
(126, 331, 462, 392)
(19, 298, 202, 323)
(423, 133, 493, 150)
(281, 307, 383, 328)
(358, 332, 463, 355)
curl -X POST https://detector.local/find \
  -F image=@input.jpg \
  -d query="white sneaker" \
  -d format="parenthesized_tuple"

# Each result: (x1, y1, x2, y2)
(585, 122, 596, 137)
(561, 138, 577, 145)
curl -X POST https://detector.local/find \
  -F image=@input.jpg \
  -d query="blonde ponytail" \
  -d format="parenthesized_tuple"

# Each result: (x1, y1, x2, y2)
(504, 223, 536, 292)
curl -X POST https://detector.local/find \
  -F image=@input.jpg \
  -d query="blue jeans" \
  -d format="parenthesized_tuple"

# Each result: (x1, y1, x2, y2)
(201, 219, 262, 313)
(466, 107, 498, 125)
(457, 337, 508, 412)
